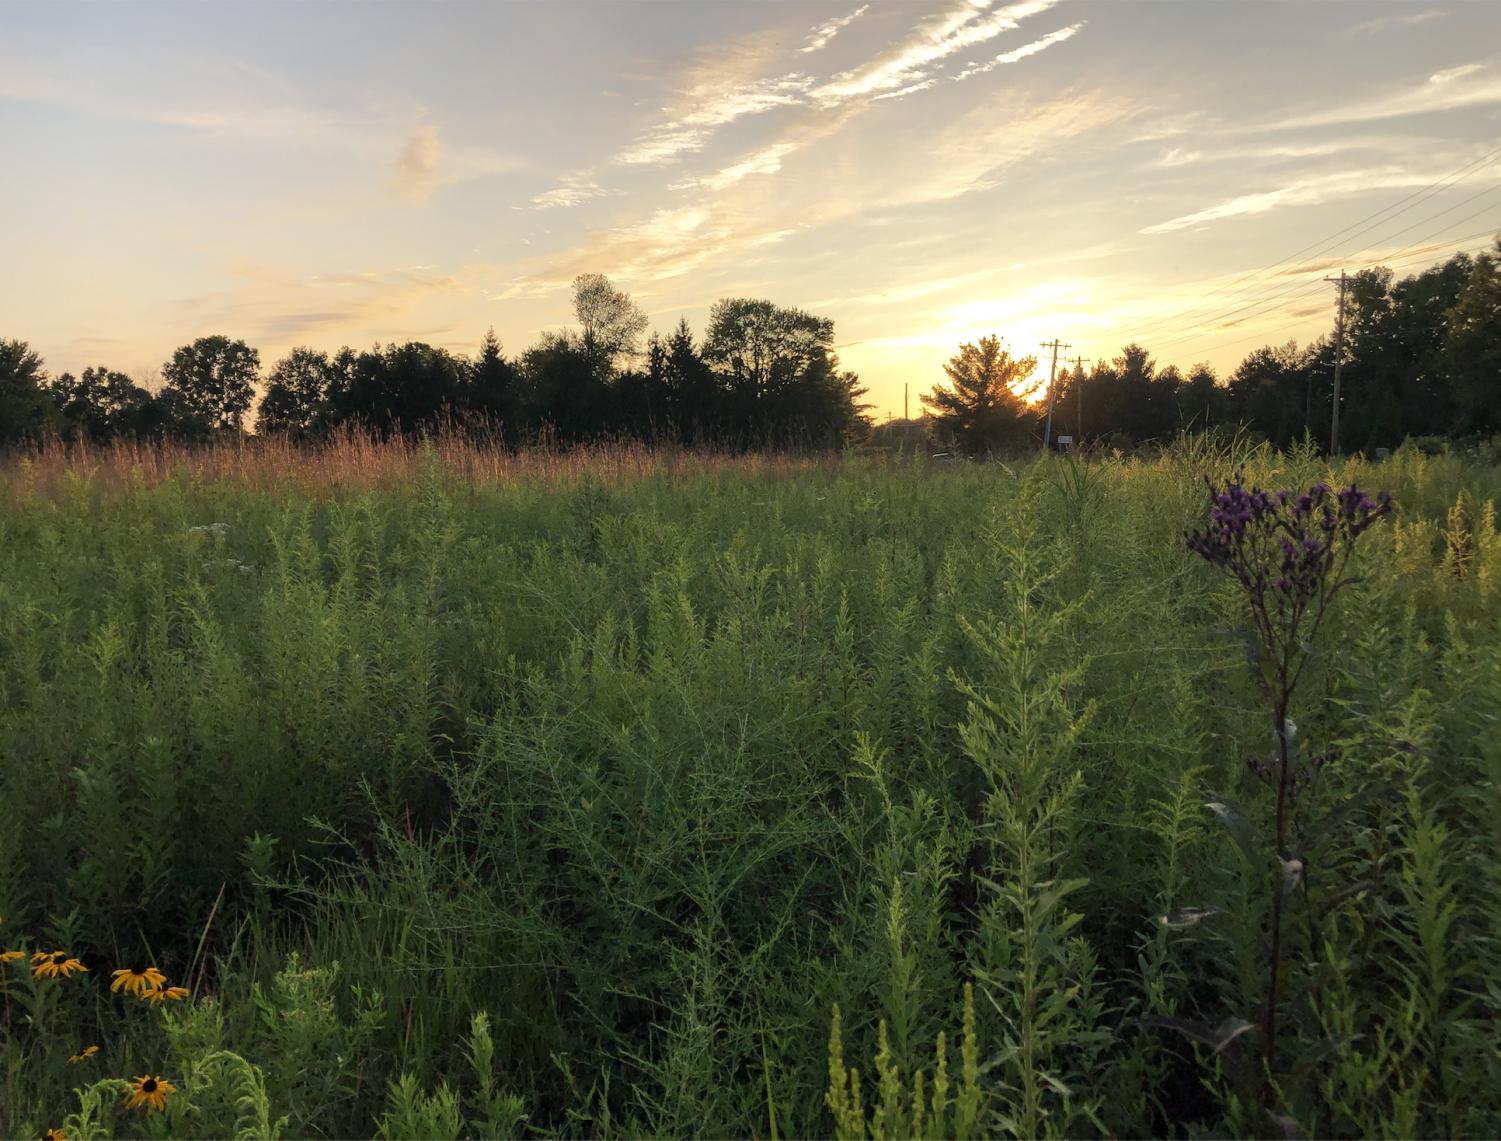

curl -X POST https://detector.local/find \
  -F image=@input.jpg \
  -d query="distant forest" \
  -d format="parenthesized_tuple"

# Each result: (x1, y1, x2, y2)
(2, 241, 1498, 454)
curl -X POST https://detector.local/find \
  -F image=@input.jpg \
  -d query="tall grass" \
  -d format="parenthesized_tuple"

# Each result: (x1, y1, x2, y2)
(1, 435, 1497, 1137)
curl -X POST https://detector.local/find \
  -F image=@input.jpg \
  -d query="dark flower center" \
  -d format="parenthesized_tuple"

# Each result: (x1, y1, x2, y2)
(50, 951, 67, 964)
(143, 1078, 158, 1093)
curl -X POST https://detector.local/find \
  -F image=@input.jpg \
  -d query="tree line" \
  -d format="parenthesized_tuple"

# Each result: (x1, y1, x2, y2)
(0, 275, 871, 450)
(919, 239, 1500, 454)
(4, 243, 1498, 454)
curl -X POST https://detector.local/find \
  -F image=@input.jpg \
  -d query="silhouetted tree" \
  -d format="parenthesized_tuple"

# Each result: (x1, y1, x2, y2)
(324, 342, 466, 438)
(466, 328, 518, 436)
(574, 273, 648, 375)
(921, 335, 1037, 453)
(0, 339, 54, 445)
(1227, 341, 1312, 448)
(517, 332, 613, 442)
(1178, 362, 1226, 432)
(661, 318, 719, 441)
(162, 335, 259, 432)
(258, 347, 341, 439)
(702, 298, 866, 443)
(618, 333, 669, 439)
(48, 366, 154, 442)
(1442, 240, 1501, 436)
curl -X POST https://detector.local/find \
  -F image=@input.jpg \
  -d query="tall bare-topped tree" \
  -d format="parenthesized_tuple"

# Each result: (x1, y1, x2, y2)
(573, 273, 648, 375)
(922, 335, 1037, 453)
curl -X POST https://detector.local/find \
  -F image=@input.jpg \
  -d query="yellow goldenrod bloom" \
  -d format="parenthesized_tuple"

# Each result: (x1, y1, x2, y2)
(145, 984, 191, 1005)
(31, 950, 87, 980)
(110, 966, 166, 997)
(68, 1045, 100, 1064)
(0, 950, 23, 964)
(126, 1075, 176, 1113)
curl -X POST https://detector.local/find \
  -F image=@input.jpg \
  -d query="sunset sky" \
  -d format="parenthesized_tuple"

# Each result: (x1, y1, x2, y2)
(4, 0, 1501, 416)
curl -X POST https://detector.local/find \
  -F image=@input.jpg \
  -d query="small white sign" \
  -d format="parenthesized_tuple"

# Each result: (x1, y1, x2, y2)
(1057, 435, 1073, 446)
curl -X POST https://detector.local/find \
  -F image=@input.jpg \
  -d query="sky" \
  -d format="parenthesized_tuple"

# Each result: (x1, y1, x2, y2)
(4, 0, 1501, 418)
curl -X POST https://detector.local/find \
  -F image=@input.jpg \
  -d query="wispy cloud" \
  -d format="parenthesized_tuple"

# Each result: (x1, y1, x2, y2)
(802, 5, 869, 53)
(1148, 135, 1422, 169)
(1348, 9, 1445, 36)
(670, 142, 799, 191)
(1270, 60, 1501, 129)
(873, 79, 939, 102)
(615, 74, 812, 165)
(1139, 165, 1472, 234)
(0, 39, 416, 146)
(1272, 233, 1492, 277)
(182, 262, 476, 346)
(951, 23, 1084, 82)
(893, 88, 1129, 204)
(393, 127, 444, 201)
(608, 0, 1081, 194)
(812, 0, 1061, 104)
(531, 172, 612, 210)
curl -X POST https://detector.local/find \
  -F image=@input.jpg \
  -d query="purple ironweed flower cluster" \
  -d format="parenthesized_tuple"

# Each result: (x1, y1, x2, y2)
(1187, 473, 1393, 625)
(1180, 471, 1393, 1097)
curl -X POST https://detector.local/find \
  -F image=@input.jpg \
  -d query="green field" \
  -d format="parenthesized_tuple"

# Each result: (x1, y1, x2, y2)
(2, 438, 1498, 1139)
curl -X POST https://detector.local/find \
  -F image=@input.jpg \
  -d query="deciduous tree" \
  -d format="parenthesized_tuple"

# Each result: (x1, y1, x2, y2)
(162, 335, 259, 432)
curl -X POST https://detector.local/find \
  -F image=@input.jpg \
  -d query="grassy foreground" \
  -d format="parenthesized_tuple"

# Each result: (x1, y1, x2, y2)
(1, 437, 1498, 1139)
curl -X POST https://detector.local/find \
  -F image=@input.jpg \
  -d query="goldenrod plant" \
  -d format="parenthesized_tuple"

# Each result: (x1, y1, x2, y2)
(1, 435, 1499, 1137)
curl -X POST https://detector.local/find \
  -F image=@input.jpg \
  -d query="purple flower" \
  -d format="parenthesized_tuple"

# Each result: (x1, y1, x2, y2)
(1186, 472, 1393, 653)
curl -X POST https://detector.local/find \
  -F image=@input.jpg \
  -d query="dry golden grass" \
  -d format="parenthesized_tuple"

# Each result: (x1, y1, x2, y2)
(1, 430, 847, 502)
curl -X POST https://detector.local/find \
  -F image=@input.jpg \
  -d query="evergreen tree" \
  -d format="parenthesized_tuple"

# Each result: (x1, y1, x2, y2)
(664, 318, 718, 442)
(920, 335, 1037, 453)
(467, 328, 518, 436)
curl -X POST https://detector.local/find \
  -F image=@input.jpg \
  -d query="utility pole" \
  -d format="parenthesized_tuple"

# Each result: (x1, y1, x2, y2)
(1040, 339, 1072, 450)
(1073, 355, 1091, 443)
(1324, 269, 1348, 454)
(904, 383, 908, 423)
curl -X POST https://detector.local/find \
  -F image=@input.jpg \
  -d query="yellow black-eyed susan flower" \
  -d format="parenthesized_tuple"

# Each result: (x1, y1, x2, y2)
(110, 966, 166, 997)
(67, 1045, 99, 1064)
(43, 1129, 66, 1140)
(144, 984, 190, 1005)
(0, 950, 23, 965)
(31, 950, 87, 980)
(126, 1075, 176, 1113)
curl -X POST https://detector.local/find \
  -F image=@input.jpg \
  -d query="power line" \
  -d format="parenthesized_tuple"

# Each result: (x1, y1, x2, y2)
(1137, 243, 1494, 364)
(1143, 227, 1497, 357)
(1145, 278, 1331, 355)
(1121, 209, 1490, 351)
(1119, 142, 1501, 344)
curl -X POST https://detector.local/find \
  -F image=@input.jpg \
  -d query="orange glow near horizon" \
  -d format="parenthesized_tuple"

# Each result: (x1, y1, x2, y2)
(2, 1, 1498, 421)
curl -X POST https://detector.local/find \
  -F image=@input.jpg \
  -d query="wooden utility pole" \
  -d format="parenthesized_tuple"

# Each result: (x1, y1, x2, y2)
(1325, 270, 1348, 454)
(1040, 338, 1071, 450)
(1073, 355, 1090, 442)
(904, 383, 909, 422)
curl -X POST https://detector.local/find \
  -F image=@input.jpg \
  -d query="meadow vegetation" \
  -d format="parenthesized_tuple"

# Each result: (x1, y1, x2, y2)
(2, 434, 1499, 1138)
